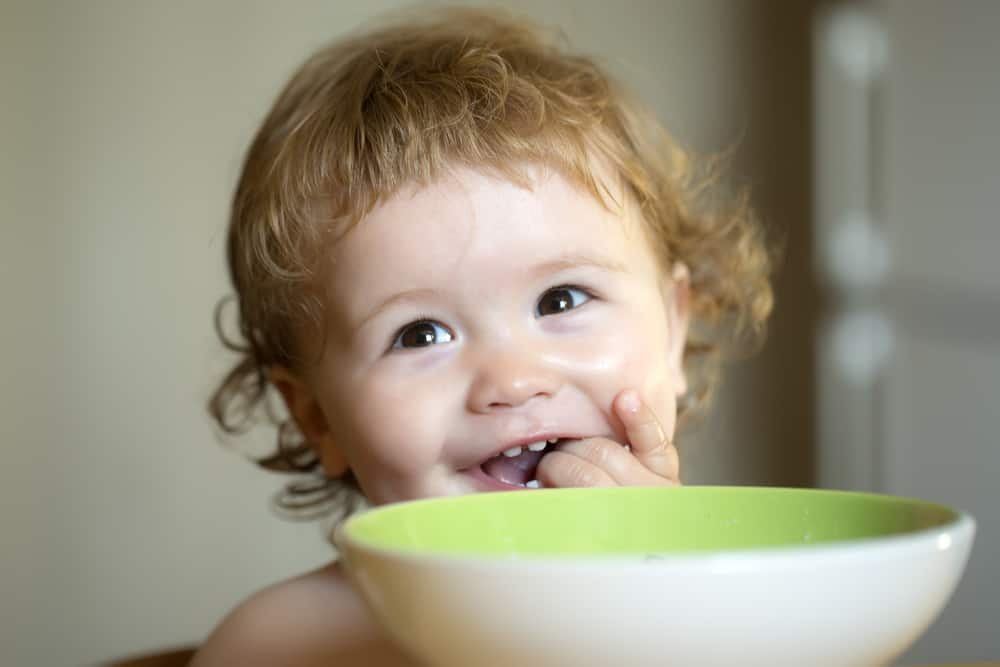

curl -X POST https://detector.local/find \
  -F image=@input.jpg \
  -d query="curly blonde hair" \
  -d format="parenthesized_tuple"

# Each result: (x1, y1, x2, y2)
(209, 7, 774, 519)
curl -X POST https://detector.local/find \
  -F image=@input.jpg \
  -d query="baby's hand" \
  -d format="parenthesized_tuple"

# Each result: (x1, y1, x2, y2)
(535, 390, 680, 488)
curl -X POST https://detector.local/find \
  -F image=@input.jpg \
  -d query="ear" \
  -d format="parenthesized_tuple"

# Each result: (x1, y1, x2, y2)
(268, 365, 350, 478)
(663, 262, 691, 397)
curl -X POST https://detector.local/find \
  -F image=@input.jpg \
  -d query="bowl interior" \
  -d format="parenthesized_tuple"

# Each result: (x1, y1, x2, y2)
(340, 486, 960, 557)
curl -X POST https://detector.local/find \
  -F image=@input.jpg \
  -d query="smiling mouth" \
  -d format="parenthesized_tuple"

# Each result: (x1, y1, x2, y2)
(479, 438, 571, 488)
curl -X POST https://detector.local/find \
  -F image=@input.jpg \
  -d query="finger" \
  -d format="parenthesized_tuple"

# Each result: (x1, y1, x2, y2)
(552, 437, 660, 486)
(535, 449, 617, 488)
(615, 389, 680, 481)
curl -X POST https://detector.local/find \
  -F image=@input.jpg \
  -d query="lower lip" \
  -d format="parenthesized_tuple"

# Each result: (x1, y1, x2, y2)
(464, 465, 536, 492)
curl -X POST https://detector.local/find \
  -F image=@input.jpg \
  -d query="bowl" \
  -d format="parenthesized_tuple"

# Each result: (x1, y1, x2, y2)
(335, 486, 975, 667)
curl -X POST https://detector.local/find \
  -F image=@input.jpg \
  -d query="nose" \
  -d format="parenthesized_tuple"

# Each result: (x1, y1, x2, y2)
(466, 347, 563, 413)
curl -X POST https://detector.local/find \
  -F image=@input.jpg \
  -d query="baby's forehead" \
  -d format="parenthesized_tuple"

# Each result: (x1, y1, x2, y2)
(315, 164, 663, 318)
(340, 165, 641, 254)
(363, 160, 634, 232)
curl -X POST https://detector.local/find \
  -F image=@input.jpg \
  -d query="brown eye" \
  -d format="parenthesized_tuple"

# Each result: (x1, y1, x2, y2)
(536, 286, 591, 317)
(393, 320, 453, 349)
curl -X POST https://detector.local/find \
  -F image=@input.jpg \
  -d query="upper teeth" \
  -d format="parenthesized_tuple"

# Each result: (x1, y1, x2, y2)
(501, 438, 558, 458)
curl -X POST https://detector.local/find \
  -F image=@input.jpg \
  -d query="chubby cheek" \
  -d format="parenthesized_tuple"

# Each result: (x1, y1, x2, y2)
(331, 374, 452, 482)
(636, 363, 679, 438)
(613, 348, 678, 440)
(558, 319, 680, 440)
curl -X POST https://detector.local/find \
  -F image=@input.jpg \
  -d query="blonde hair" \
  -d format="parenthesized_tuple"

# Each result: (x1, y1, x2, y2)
(210, 7, 774, 517)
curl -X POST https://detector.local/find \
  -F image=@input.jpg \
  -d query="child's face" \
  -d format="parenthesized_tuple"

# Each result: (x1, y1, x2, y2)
(282, 165, 688, 505)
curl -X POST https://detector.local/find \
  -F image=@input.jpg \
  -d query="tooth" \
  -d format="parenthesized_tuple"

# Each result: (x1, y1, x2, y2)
(525, 480, 542, 489)
(502, 446, 523, 458)
(527, 441, 547, 451)
(547, 438, 558, 444)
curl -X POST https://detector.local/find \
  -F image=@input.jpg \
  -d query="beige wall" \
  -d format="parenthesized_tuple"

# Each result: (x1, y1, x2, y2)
(1, 2, 813, 664)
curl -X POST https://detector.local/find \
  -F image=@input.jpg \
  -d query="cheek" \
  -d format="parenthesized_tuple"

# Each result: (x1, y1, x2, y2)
(558, 314, 678, 430)
(617, 336, 677, 407)
(330, 374, 451, 473)
(360, 369, 464, 474)
(616, 346, 679, 439)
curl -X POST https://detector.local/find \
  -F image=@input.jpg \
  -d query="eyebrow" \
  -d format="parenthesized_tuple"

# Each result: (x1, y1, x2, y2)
(354, 287, 442, 333)
(353, 253, 627, 332)
(527, 253, 629, 279)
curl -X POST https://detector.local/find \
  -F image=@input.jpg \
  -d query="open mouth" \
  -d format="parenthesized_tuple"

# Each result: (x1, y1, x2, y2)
(479, 438, 573, 488)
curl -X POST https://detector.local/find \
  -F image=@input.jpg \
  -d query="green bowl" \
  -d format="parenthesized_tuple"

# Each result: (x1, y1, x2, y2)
(337, 486, 975, 667)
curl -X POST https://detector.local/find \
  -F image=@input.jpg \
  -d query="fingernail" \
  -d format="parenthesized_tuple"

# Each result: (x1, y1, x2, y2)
(620, 389, 640, 413)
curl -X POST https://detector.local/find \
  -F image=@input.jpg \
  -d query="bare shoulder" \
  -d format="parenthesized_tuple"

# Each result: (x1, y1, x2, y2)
(191, 561, 417, 667)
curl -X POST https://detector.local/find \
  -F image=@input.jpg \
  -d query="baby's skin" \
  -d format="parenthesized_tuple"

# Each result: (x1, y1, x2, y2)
(194, 166, 687, 665)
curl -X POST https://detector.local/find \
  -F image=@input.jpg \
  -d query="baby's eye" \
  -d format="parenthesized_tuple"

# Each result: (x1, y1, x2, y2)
(536, 286, 592, 317)
(392, 320, 454, 349)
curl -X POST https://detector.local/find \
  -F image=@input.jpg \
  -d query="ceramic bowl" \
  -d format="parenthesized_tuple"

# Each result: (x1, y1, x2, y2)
(336, 486, 975, 667)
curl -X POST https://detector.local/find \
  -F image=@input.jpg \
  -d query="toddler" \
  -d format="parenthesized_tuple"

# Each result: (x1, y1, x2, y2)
(194, 7, 773, 665)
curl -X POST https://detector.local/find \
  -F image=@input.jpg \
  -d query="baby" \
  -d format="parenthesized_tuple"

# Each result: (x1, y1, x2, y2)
(194, 7, 773, 666)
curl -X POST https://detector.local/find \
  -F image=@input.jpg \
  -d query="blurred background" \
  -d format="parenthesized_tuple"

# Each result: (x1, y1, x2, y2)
(1, 1, 996, 664)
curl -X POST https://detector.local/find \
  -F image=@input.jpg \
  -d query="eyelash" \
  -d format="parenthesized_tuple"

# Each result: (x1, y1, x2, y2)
(535, 284, 595, 317)
(390, 318, 453, 351)
(387, 284, 598, 352)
